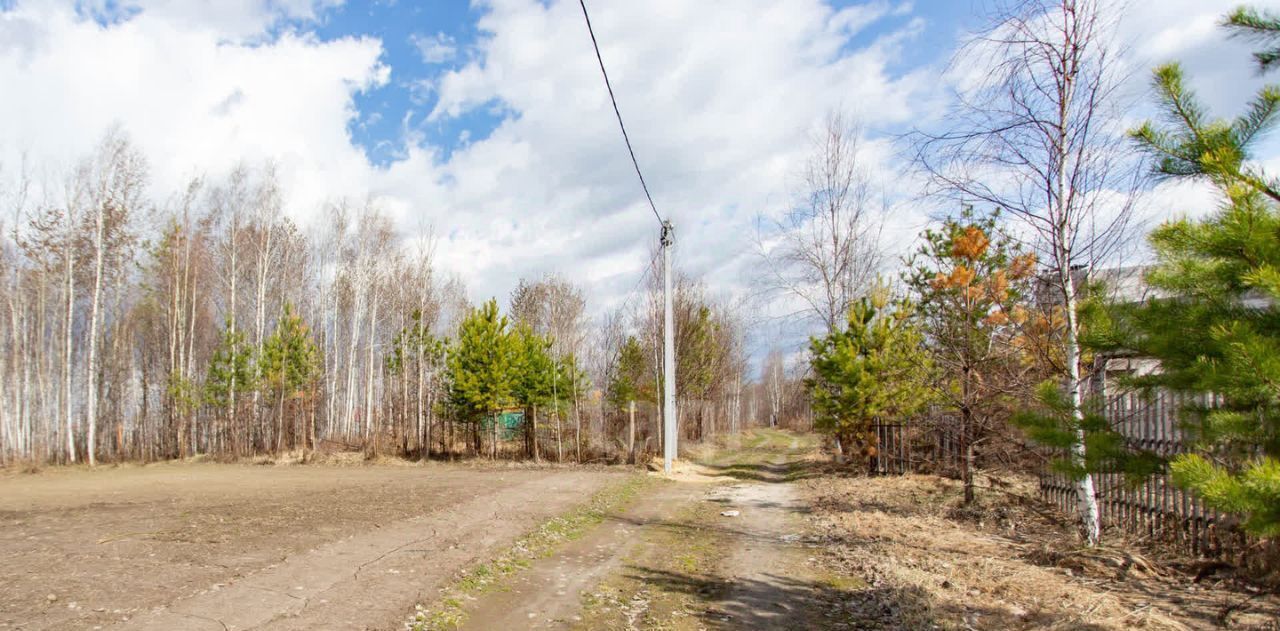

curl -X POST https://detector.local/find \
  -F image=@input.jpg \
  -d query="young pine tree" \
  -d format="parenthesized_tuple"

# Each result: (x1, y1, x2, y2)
(510, 324, 555, 460)
(606, 336, 646, 408)
(807, 284, 932, 468)
(562, 351, 590, 459)
(607, 335, 651, 462)
(259, 303, 320, 455)
(448, 299, 516, 459)
(206, 319, 254, 455)
(1113, 23, 1280, 533)
(907, 207, 1037, 503)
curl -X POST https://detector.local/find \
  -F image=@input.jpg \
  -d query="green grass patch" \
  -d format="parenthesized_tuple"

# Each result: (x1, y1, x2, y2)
(822, 572, 869, 591)
(408, 474, 654, 630)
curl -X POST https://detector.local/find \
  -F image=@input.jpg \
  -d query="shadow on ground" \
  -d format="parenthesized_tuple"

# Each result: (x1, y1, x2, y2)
(624, 565, 1111, 630)
(606, 512, 804, 548)
(698, 458, 832, 484)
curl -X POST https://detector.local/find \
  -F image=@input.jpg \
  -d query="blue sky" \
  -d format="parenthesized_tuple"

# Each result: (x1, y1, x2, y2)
(3, 0, 1279, 364)
(310, 1, 494, 165)
(290, 0, 980, 167)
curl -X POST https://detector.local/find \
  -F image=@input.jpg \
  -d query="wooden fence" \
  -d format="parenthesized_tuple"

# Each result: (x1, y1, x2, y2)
(1039, 390, 1260, 558)
(868, 414, 965, 477)
(868, 421, 909, 475)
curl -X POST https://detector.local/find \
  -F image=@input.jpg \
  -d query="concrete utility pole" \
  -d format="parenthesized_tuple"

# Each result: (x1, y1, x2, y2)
(661, 221, 677, 474)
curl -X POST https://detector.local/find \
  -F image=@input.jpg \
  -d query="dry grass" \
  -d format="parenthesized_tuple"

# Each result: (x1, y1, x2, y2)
(799, 473, 1280, 630)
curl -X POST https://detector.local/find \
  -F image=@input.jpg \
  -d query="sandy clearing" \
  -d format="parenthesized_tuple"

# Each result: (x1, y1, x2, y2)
(0, 461, 627, 630)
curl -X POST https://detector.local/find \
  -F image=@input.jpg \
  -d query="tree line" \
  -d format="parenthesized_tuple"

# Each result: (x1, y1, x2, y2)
(0, 139, 769, 466)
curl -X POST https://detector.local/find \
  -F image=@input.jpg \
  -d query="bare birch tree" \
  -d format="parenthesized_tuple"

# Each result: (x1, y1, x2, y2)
(763, 348, 786, 428)
(212, 165, 251, 454)
(756, 112, 885, 334)
(249, 164, 283, 446)
(510, 273, 586, 459)
(81, 131, 146, 466)
(912, 0, 1139, 545)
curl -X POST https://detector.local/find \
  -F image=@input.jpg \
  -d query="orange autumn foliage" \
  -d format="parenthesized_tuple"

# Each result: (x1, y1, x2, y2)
(1008, 253, 1037, 280)
(950, 226, 990, 261)
(931, 264, 977, 290)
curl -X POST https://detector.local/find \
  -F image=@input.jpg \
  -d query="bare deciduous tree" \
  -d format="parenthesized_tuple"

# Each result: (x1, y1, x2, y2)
(81, 130, 146, 466)
(510, 273, 586, 459)
(913, 0, 1140, 545)
(757, 112, 885, 334)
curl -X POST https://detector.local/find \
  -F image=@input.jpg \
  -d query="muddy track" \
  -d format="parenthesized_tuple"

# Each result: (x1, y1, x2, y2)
(705, 455, 814, 629)
(458, 481, 703, 630)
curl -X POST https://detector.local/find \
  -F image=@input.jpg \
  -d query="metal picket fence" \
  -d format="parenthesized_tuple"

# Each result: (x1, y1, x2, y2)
(868, 420, 909, 475)
(868, 412, 966, 477)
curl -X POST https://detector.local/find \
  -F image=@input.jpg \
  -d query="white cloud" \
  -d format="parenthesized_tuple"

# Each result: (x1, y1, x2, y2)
(76, 0, 343, 41)
(2, 0, 1279, 361)
(0, 0, 385, 220)
(411, 31, 458, 64)
(1112, 1, 1280, 239)
(420, 0, 934, 317)
(1119, 0, 1280, 117)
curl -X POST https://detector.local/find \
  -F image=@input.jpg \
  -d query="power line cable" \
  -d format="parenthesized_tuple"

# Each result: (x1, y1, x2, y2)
(578, 0, 664, 226)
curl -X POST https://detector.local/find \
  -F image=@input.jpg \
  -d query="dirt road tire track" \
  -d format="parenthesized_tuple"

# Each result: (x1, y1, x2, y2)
(458, 481, 700, 630)
(450, 431, 825, 630)
(117, 473, 623, 631)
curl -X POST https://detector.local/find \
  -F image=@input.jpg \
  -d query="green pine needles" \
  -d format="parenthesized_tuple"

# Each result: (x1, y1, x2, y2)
(606, 336, 650, 410)
(1226, 6, 1280, 74)
(446, 299, 584, 458)
(1112, 6, 1280, 536)
(259, 303, 321, 453)
(1012, 382, 1162, 484)
(206, 319, 253, 413)
(448, 300, 517, 421)
(807, 284, 933, 464)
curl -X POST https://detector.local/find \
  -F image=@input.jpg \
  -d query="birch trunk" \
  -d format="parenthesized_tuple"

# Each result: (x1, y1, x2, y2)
(573, 371, 581, 462)
(228, 219, 239, 456)
(364, 289, 378, 441)
(414, 352, 423, 456)
(552, 362, 562, 462)
(6, 272, 23, 458)
(532, 403, 540, 462)
(86, 198, 105, 467)
(345, 292, 362, 438)
(1054, 30, 1101, 543)
(252, 229, 271, 449)
(62, 241, 75, 463)
(1061, 257, 1101, 545)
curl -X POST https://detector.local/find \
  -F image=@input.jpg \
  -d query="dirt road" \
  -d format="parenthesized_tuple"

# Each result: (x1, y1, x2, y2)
(442, 430, 835, 630)
(0, 460, 629, 631)
(425, 430, 1280, 630)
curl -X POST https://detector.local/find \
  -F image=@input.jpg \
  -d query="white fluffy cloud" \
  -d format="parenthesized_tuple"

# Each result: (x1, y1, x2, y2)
(1, 0, 1278, 359)
(418, 0, 933, 313)
(74, 0, 343, 41)
(0, 1, 384, 218)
